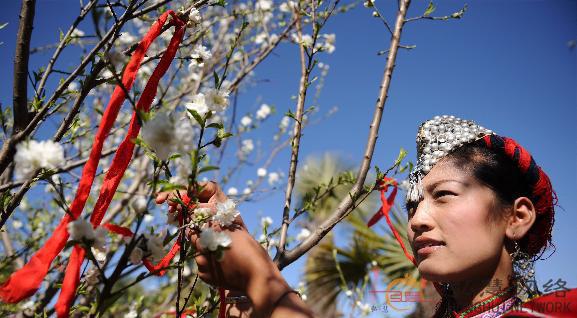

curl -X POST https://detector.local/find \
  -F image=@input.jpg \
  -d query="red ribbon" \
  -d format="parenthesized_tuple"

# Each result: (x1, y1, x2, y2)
(367, 177, 416, 265)
(1, 10, 186, 317)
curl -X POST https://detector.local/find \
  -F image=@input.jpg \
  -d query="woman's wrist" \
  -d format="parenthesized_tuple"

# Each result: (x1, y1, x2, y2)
(245, 266, 291, 317)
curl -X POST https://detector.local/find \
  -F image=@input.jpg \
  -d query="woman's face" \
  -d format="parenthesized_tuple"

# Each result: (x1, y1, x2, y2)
(407, 159, 509, 283)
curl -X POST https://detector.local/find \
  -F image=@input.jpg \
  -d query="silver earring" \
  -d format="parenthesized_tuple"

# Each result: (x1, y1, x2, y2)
(511, 240, 539, 301)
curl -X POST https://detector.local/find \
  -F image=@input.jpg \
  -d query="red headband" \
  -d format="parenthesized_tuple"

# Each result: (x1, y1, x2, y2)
(482, 134, 556, 257)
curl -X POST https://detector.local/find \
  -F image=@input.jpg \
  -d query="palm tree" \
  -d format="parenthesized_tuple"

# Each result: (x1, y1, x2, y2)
(295, 153, 438, 317)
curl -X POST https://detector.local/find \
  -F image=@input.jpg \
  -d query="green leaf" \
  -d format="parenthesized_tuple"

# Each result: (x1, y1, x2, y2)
(285, 109, 297, 121)
(217, 129, 233, 139)
(160, 183, 186, 192)
(394, 148, 408, 168)
(213, 71, 220, 89)
(206, 122, 224, 129)
(187, 109, 205, 128)
(167, 153, 181, 161)
(424, 1, 436, 17)
(199, 165, 219, 174)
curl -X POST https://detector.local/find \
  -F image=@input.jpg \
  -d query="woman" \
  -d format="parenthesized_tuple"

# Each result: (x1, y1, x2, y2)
(157, 115, 575, 317)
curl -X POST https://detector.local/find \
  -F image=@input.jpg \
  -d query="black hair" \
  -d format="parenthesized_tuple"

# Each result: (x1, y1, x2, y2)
(445, 140, 532, 212)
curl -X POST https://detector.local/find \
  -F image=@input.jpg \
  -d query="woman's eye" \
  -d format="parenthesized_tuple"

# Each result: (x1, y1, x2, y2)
(434, 190, 456, 199)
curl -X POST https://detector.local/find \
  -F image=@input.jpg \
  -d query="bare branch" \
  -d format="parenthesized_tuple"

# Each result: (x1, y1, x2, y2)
(12, 0, 36, 134)
(34, 0, 98, 100)
(0, 0, 138, 177)
(276, 11, 310, 257)
(275, 0, 412, 270)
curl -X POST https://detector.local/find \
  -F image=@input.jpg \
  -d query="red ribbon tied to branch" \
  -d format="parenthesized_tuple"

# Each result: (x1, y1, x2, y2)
(1, 10, 186, 317)
(367, 177, 416, 265)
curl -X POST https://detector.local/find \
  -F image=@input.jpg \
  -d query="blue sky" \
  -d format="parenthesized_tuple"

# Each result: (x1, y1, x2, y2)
(1, 0, 576, 316)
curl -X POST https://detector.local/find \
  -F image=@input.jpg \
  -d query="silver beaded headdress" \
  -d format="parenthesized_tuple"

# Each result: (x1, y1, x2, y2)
(406, 115, 495, 202)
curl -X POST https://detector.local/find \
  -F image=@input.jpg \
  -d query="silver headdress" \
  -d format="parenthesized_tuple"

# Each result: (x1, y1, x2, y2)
(406, 115, 495, 202)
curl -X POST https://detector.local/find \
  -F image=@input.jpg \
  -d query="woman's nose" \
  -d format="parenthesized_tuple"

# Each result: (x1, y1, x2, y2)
(409, 202, 435, 233)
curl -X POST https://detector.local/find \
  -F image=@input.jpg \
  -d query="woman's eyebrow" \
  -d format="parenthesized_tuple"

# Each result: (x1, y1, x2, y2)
(425, 179, 468, 192)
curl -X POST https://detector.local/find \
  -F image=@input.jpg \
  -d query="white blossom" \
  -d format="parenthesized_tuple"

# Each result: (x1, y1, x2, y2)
(226, 187, 238, 196)
(14, 140, 64, 179)
(21, 300, 34, 310)
(93, 227, 107, 252)
(256, 104, 272, 119)
(241, 139, 254, 153)
(257, 168, 267, 177)
(143, 214, 154, 223)
(199, 228, 232, 251)
(12, 220, 23, 229)
(101, 69, 113, 79)
(345, 290, 353, 297)
(67, 218, 95, 242)
(296, 228, 311, 241)
(204, 88, 230, 112)
(256, 0, 273, 11)
(119, 32, 137, 45)
(261, 216, 273, 227)
(213, 199, 239, 226)
(132, 197, 148, 214)
(146, 234, 165, 263)
(254, 32, 268, 45)
(292, 33, 313, 48)
(191, 44, 212, 62)
(85, 267, 100, 285)
(186, 93, 209, 116)
(70, 29, 85, 37)
(399, 179, 410, 192)
(124, 303, 138, 318)
(243, 187, 252, 195)
(232, 51, 244, 63)
(188, 8, 202, 25)
(130, 247, 144, 264)
(240, 116, 252, 127)
(279, 116, 290, 130)
(141, 113, 176, 161)
(268, 172, 280, 185)
(67, 81, 79, 91)
(280, 1, 297, 12)
(91, 246, 107, 263)
(322, 33, 336, 53)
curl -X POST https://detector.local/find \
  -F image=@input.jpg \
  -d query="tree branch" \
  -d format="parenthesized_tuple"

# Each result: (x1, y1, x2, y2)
(276, 11, 310, 257)
(12, 0, 36, 134)
(275, 0, 412, 270)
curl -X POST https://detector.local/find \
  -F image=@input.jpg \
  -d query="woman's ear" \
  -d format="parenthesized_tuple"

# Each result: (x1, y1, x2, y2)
(505, 197, 537, 240)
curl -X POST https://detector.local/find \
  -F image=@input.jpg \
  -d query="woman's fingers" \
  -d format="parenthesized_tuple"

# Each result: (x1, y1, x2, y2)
(155, 191, 170, 204)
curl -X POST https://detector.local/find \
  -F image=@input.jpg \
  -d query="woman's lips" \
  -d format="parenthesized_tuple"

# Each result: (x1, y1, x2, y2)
(416, 244, 445, 257)
(413, 237, 446, 258)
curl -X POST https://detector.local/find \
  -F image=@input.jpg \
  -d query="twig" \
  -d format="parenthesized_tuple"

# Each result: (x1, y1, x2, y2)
(34, 0, 98, 100)
(275, 0, 412, 270)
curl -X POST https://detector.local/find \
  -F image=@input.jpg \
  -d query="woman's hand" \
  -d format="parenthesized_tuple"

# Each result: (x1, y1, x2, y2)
(155, 182, 313, 317)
